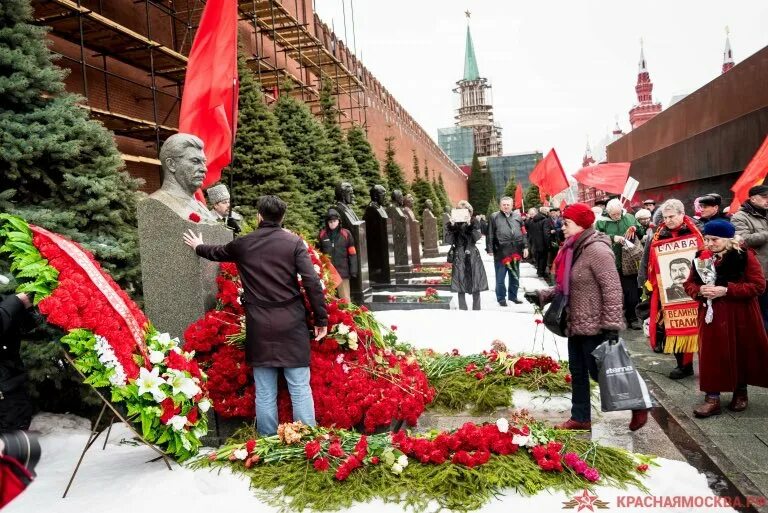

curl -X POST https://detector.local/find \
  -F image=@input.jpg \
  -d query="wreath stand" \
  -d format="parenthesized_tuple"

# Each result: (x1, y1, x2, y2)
(61, 352, 173, 498)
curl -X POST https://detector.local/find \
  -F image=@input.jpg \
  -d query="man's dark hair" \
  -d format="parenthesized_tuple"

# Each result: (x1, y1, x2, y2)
(669, 257, 692, 270)
(258, 195, 287, 223)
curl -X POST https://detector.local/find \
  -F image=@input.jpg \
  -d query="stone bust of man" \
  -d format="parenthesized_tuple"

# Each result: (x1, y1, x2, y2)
(369, 184, 387, 209)
(148, 133, 216, 222)
(335, 181, 359, 222)
(424, 199, 434, 214)
(391, 189, 405, 208)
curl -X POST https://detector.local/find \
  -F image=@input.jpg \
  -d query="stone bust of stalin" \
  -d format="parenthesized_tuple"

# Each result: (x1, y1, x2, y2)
(148, 133, 216, 222)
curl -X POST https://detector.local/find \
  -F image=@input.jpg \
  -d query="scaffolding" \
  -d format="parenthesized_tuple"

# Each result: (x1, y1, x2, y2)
(31, 0, 367, 160)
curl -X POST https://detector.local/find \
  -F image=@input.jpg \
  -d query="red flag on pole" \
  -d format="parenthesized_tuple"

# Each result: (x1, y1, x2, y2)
(559, 199, 567, 211)
(572, 163, 631, 195)
(729, 135, 768, 211)
(179, 0, 239, 199)
(530, 149, 569, 198)
(514, 184, 523, 210)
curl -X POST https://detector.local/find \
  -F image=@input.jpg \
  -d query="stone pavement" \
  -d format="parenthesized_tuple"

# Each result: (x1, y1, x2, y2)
(622, 328, 768, 513)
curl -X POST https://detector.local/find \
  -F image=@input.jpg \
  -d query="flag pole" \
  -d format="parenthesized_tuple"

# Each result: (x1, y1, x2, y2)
(228, 75, 237, 219)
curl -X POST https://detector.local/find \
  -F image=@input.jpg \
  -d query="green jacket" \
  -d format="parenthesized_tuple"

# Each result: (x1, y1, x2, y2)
(595, 213, 641, 270)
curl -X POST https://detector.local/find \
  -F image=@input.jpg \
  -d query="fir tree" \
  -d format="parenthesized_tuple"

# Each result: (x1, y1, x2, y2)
(382, 135, 409, 196)
(319, 79, 366, 211)
(467, 153, 495, 216)
(423, 164, 442, 219)
(524, 185, 543, 209)
(437, 173, 451, 209)
(429, 174, 444, 216)
(503, 173, 518, 200)
(0, 0, 142, 412)
(274, 83, 340, 224)
(409, 153, 433, 222)
(486, 195, 499, 219)
(228, 55, 314, 235)
(347, 125, 381, 192)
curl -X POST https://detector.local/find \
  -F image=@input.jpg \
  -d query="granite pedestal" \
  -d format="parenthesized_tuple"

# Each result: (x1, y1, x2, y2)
(440, 213, 451, 244)
(422, 209, 440, 258)
(386, 205, 412, 273)
(403, 207, 422, 265)
(363, 204, 394, 285)
(336, 201, 371, 304)
(137, 198, 232, 341)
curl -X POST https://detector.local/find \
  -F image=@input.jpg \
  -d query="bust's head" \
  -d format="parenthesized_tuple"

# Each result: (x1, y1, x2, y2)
(370, 184, 387, 205)
(159, 134, 207, 195)
(391, 189, 404, 207)
(444, 204, 452, 214)
(424, 199, 433, 211)
(335, 182, 355, 205)
(403, 194, 415, 209)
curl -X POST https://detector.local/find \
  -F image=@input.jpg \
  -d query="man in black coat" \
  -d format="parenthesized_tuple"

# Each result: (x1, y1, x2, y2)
(0, 290, 34, 432)
(184, 195, 328, 435)
(697, 193, 729, 226)
(485, 197, 529, 305)
(527, 207, 551, 279)
(317, 208, 357, 302)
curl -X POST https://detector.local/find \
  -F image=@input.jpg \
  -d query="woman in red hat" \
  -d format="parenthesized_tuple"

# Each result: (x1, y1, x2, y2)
(536, 203, 649, 431)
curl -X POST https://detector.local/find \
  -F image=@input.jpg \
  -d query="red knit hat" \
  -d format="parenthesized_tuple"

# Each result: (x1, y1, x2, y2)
(562, 203, 595, 230)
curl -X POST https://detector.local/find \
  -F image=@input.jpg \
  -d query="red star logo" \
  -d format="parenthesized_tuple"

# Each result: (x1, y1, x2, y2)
(573, 489, 599, 512)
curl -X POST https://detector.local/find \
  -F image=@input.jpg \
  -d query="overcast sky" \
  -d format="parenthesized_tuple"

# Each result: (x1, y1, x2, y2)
(314, 0, 768, 173)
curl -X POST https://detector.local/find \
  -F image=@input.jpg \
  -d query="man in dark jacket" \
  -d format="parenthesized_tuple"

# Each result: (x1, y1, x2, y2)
(0, 290, 34, 432)
(486, 197, 529, 305)
(697, 193, 729, 226)
(317, 208, 357, 302)
(527, 207, 551, 279)
(184, 195, 328, 435)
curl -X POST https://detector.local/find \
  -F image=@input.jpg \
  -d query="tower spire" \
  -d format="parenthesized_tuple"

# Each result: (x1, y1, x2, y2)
(629, 39, 661, 129)
(463, 17, 480, 81)
(722, 26, 735, 74)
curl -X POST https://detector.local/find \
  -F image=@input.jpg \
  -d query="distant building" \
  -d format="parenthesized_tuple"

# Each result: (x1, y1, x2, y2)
(486, 152, 542, 196)
(438, 126, 475, 167)
(628, 41, 662, 129)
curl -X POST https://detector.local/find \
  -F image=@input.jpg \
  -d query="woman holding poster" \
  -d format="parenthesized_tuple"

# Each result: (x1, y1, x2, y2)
(683, 220, 768, 417)
(645, 199, 703, 379)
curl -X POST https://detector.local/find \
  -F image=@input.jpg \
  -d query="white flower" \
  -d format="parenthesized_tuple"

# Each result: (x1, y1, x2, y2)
(93, 335, 127, 387)
(336, 324, 350, 335)
(136, 367, 166, 402)
(512, 434, 532, 447)
(391, 463, 403, 474)
(166, 370, 201, 399)
(397, 454, 409, 467)
(233, 448, 248, 460)
(149, 350, 165, 365)
(168, 415, 188, 431)
(496, 418, 509, 433)
(335, 354, 344, 364)
(152, 332, 172, 346)
(342, 364, 350, 374)
(347, 331, 358, 342)
(198, 399, 211, 413)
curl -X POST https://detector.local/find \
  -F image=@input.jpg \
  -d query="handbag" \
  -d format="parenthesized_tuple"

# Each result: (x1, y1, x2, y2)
(621, 239, 644, 276)
(447, 245, 456, 264)
(592, 338, 654, 412)
(542, 292, 568, 337)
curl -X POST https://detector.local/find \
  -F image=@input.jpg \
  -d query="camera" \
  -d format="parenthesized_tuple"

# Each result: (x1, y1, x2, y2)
(0, 430, 41, 476)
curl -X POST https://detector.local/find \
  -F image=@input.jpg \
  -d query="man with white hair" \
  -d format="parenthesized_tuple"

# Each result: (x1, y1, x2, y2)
(596, 199, 643, 330)
(486, 197, 529, 305)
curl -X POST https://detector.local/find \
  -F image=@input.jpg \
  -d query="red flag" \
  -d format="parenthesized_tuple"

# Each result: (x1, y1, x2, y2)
(729, 135, 768, 211)
(572, 163, 631, 195)
(179, 0, 239, 198)
(530, 149, 569, 198)
(559, 199, 567, 211)
(514, 183, 523, 210)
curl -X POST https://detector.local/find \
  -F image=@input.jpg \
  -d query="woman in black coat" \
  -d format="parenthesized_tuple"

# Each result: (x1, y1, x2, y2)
(445, 201, 489, 310)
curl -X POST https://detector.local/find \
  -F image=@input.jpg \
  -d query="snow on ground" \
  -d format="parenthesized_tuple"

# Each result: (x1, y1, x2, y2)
(7, 238, 733, 512)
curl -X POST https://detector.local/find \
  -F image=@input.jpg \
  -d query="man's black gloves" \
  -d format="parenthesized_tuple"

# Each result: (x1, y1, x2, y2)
(603, 330, 619, 343)
(523, 291, 540, 308)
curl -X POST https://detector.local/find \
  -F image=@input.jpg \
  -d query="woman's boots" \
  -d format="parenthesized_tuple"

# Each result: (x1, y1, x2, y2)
(694, 395, 721, 418)
(728, 389, 748, 412)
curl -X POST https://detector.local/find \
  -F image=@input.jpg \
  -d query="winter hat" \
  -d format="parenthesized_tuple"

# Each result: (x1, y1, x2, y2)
(635, 208, 652, 220)
(748, 184, 768, 197)
(703, 219, 736, 239)
(562, 203, 595, 230)
(206, 184, 230, 205)
(698, 193, 722, 207)
(326, 208, 341, 221)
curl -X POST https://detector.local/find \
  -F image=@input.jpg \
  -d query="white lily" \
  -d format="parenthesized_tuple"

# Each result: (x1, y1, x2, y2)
(397, 454, 409, 467)
(168, 415, 187, 431)
(391, 463, 403, 475)
(512, 434, 531, 447)
(136, 367, 167, 402)
(166, 370, 201, 399)
(496, 418, 509, 433)
(152, 332, 172, 346)
(336, 323, 350, 335)
(198, 399, 211, 413)
(347, 331, 358, 342)
(233, 448, 248, 460)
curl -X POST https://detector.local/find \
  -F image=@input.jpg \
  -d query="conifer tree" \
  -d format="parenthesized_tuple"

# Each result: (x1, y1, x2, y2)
(382, 135, 409, 196)
(347, 125, 381, 191)
(503, 174, 518, 199)
(486, 196, 499, 219)
(274, 83, 340, 224)
(437, 173, 451, 209)
(524, 185, 543, 209)
(409, 153, 432, 222)
(228, 56, 314, 234)
(428, 174, 444, 216)
(0, 0, 142, 412)
(423, 164, 442, 219)
(467, 153, 495, 217)
(319, 79, 366, 211)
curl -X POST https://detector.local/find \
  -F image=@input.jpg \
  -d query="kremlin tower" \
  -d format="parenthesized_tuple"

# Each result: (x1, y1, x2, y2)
(628, 41, 662, 129)
(722, 28, 735, 74)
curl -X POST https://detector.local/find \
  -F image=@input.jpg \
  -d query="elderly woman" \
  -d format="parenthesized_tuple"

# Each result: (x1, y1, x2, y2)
(683, 220, 768, 417)
(445, 200, 488, 310)
(643, 199, 703, 378)
(536, 203, 648, 431)
(596, 199, 643, 330)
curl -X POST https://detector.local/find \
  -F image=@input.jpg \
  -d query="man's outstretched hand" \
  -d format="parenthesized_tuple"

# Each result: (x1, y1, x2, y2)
(183, 229, 204, 250)
(314, 325, 328, 341)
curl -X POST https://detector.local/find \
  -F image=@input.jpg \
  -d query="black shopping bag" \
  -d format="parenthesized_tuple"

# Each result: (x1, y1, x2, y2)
(591, 338, 653, 412)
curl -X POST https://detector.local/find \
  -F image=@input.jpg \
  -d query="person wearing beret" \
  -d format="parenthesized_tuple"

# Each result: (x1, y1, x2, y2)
(534, 203, 648, 432)
(683, 219, 768, 417)
(697, 193, 729, 226)
(731, 184, 768, 330)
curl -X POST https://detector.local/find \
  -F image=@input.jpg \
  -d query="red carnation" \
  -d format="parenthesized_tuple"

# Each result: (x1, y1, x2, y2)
(636, 463, 649, 473)
(186, 407, 199, 425)
(304, 440, 322, 460)
(390, 325, 398, 331)
(160, 398, 180, 424)
(328, 441, 345, 458)
(245, 439, 257, 454)
(370, 456, 380, 465)
(313, 457, 330, 472)
(565, 374, 572, 383)
(189, 212, 201, 223)
(699, 250, 713, 260)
